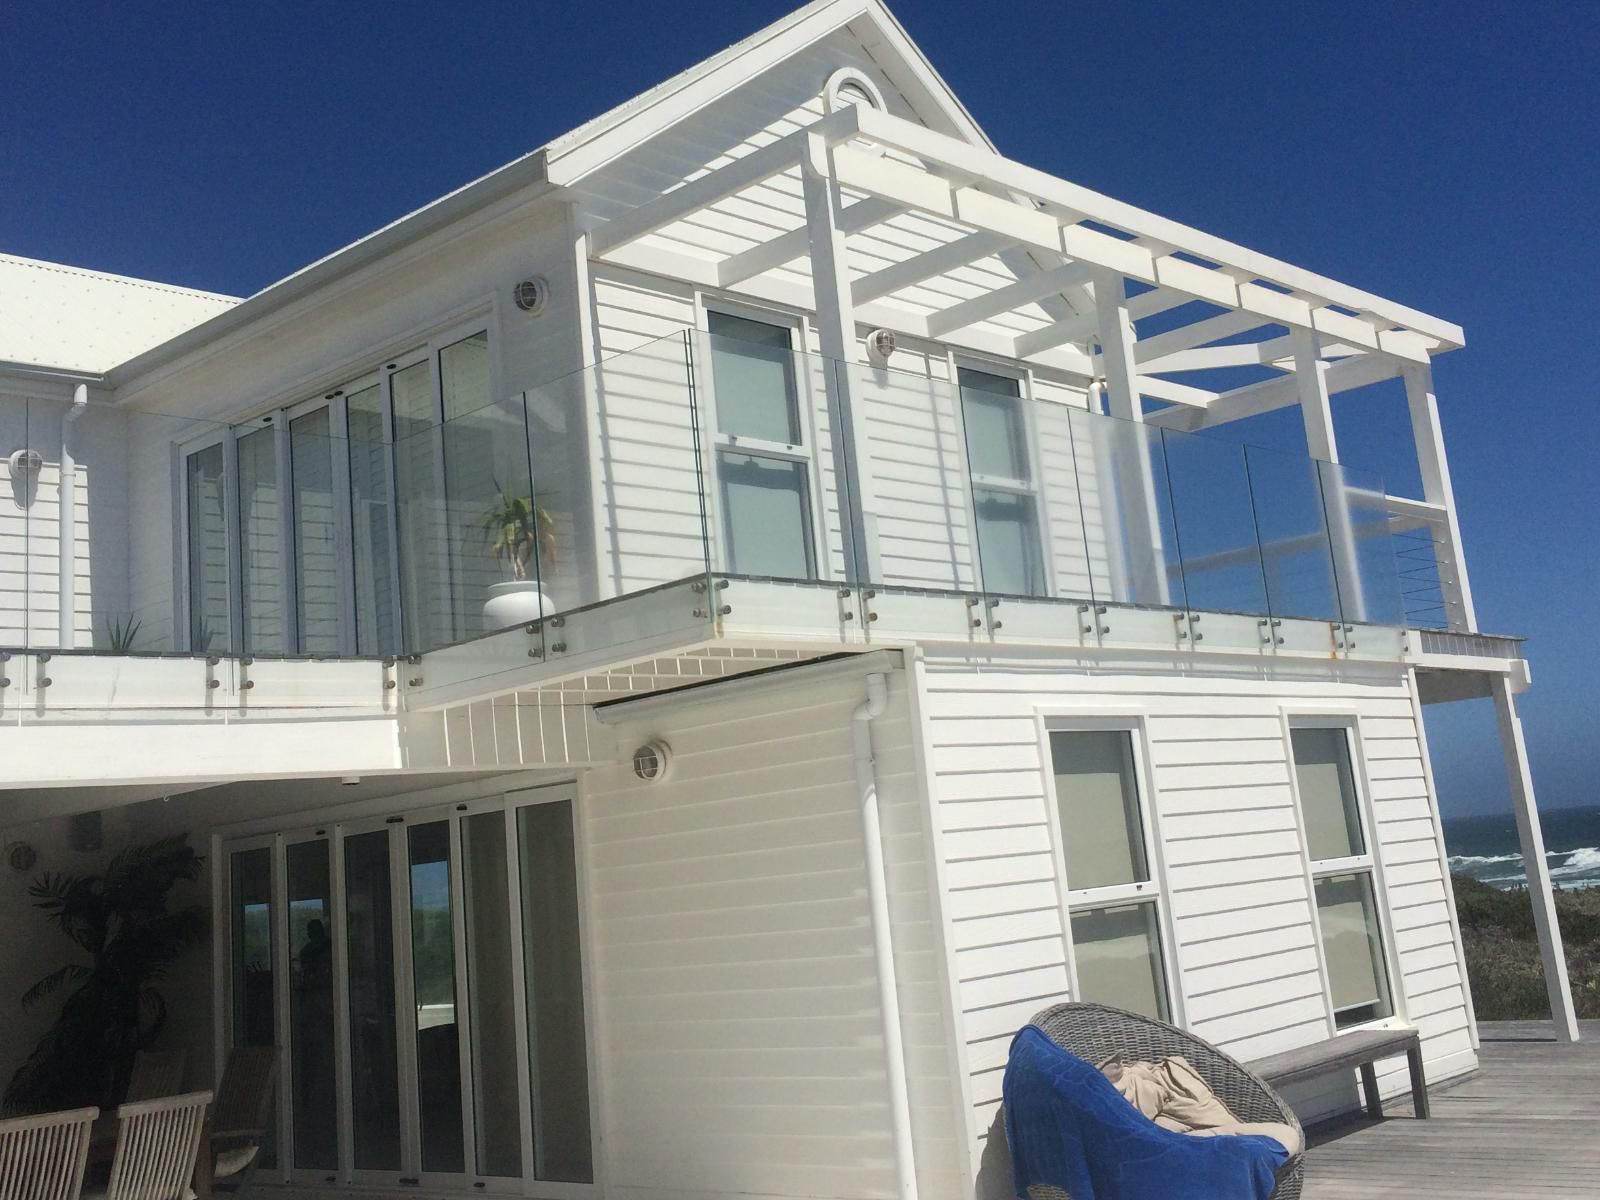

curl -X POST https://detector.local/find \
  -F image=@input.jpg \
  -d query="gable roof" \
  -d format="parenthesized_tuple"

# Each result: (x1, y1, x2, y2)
(0, 253, 238, 377)
(107, 0, 972, 387)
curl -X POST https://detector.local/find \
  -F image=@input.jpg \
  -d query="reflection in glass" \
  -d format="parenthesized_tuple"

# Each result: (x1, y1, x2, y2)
(287, 840, 336, 1171)
(392, 360, 451, 652)
(519, 801, 593, 1183)
(1315, 873, 1393, 1028)
(1291, 727, 1366, 861)
(1070, 901, 1169, 1021)
(186, 444, 231, 652)
(717, 452, 814, 579)
(708, 314, 800, 443)
(1051, 729, 1149, 890)
(462, 813, 521, 1178)
(290, 408, 340, 654)
(237, 425, 285, 653)
(230, 847, 276, 1168)
(409, 821, 464, 1174)
(346, 385, 397, 655)
(344, 830, 401, 1171)
(972, 488, 1045, 596)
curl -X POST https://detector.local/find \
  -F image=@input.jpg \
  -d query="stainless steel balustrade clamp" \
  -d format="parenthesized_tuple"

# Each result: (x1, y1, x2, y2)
(408, 676, 424, 687)
(550, 642, 568, 653)
(241, 680, 255, 690)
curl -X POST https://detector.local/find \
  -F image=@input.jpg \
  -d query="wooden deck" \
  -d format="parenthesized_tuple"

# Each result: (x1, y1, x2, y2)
(1303, 1021, 1600, 1198)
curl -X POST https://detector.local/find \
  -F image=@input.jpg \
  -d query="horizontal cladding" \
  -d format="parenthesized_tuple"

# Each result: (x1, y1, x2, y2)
(584, 670, 964, 1200)
(914, 654, 1472, 1179)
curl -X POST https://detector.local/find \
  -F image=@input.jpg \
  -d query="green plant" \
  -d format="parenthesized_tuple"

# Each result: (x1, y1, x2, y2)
(104, 614, 142, 653)
(3, 834, 207, 1115)
(480, 485, 557, 581)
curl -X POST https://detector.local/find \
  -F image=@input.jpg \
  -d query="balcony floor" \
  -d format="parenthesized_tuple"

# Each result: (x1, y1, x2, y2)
(1303, 1020, 1599, 1198)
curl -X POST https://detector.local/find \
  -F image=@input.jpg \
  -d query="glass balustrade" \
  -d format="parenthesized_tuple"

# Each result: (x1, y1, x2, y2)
(0, 330, 1412, 665)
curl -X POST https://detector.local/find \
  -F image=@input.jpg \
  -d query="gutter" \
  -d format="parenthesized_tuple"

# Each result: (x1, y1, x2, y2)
(58, 383, 89, 649)
(854, 671, 919, 1200)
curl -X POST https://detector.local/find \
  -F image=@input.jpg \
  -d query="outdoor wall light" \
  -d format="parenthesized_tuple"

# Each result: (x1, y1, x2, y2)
(513, 277, 549, 315)
(631, 740, 672, 783)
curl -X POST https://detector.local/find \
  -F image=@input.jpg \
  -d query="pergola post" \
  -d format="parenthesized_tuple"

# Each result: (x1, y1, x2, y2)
(1093, 269, 1170, 604)
(802, 132, 879, 583)
(1404, 363, 1478, 631)
(1491, 671, 1579, 1042)
(1293, 329, 1365, 622)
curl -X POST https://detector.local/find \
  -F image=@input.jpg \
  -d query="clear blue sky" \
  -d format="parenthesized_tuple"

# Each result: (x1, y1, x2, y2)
(2, 1, 1594, 817)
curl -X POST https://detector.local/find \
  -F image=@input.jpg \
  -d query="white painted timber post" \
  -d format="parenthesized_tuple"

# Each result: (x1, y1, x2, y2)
(1292, 329, 1365, 623)
(802, 132, 879, 584)
(1093, 269, 1169, 605)
(1491, 671, 1579, 1042)
(1404, 363, 1478, 632)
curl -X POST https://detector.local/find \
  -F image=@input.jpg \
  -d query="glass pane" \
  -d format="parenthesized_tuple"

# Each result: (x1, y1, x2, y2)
(972, 488, 1045, 597)
(1160, 429, 1268, 615)
(440, 332, 491, 421)
(959, 369, 1029, 482)
(230, 847, 276, 1169)
(347, 386, 398, 655)
(462, 813, 520, 1178)
(1051, 729, 1149, 891)
(344, 829, 401, 1172)
(1070, 902, 1169, 1021)
(287, 840, 336, 1171)
(717, 451, 814, 579)
(1074, 409, 1178, 608)
(518, 801, 593, 1184)
(409, 821, 464, 1174)
(1291, 727, 1365, 861)
(1322, 460, 1406, 628)
(392, 360, 451, 652)
(1245, 446, 1340, 622)
(708, 313, 800, 444)
(1315, 872, 1394, 1028)
(238, 425, 286, 653)
(290, 409, 341, 654)
(187, 444, 231, 652)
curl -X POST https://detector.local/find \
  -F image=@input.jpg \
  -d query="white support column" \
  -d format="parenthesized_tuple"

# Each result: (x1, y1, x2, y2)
(1491, 671, 1579, 1042)
(802, 132, 879, 583)
(1293, 329, 1365, 623)
(1404, 362, 1478, 631)
(1093, 270, 1169, 605)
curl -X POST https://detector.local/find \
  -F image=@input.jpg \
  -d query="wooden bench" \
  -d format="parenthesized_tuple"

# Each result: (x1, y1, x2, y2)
(1247, 1026, 1430, 1120)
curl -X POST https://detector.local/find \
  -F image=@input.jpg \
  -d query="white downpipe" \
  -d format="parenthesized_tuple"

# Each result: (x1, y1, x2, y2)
(853, 671, 919, 1200)
(58, 383, 89, 650)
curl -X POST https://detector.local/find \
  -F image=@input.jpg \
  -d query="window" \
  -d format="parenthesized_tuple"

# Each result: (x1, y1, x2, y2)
(1290, 723, 1395, 1029)
(185, 441, 231, 652)
(959, 368, 1045, 596)
(220, 790, 593, 1188)
(706, 311, 816, 579)
(1049, 726, 1171, 1021)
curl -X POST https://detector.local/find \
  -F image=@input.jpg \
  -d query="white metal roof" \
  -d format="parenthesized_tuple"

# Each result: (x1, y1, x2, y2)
(0, 252, 238, 375)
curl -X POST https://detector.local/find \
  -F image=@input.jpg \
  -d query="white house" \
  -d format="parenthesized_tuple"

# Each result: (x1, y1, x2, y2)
(0, 2, 1576, 1198)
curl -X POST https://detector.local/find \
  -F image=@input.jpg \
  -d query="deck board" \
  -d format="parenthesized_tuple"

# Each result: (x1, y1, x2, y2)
(1303, 1020, 1600, 1198)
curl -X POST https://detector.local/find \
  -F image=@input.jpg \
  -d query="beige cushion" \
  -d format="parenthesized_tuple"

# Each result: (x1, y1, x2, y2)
(1099, 1055, 1299, 1154)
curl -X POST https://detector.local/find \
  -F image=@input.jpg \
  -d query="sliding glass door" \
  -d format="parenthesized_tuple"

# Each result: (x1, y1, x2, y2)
(220, 787, 592, 1193)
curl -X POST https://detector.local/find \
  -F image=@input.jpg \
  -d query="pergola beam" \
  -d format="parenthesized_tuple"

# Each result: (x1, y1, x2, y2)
(1146, 351, 1401, 432)
(924, 260, 1096, 338)
(1133, 310, 1267, 365)
(719, 196, 901, 286)
(851, 229, 1009, 305)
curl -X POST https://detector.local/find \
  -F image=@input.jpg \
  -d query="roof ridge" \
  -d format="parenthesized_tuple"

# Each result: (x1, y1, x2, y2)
(0, 252, 241, 304)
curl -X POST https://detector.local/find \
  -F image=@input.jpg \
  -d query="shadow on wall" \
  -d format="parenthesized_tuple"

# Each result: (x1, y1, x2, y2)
(976, 1106, 1012, 1200)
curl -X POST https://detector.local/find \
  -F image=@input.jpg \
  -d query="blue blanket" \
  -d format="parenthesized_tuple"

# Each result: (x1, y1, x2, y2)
(1002, 1025, 1288, 1200)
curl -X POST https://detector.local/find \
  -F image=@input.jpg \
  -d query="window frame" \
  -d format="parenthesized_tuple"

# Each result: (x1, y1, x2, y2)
(1037, 710, 1183, 1025)
(1282, 710, 1406, 1033)
(952, 357, 1054, 599)
(696, 300, 826, 580)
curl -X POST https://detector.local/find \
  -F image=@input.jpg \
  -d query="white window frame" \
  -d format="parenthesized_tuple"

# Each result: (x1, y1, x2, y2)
(214, 779, 597, 1199)
(177, 426, 239, 654)
(695, 298, 827, 580)
(1281, 709, 1407, 1034)
(951, 356, 1056, 599)
(1037, 710, 1184, 1025)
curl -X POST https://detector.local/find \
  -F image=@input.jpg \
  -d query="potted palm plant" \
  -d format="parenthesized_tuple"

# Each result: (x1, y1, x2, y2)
(480, 485, 558, 629)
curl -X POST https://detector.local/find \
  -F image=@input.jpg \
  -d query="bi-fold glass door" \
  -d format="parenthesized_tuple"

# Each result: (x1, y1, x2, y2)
(220, 787, 594, 1194)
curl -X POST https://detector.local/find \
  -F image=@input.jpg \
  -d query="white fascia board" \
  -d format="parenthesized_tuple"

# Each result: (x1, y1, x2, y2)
(849, 106, 1465, 350)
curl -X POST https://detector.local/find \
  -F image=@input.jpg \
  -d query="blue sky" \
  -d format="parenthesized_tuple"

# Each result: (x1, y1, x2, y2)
(2, 1, 1594, 817)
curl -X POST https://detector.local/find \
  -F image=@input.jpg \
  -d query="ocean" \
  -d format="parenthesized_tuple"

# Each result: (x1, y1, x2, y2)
(1442, 803, 1600, 891)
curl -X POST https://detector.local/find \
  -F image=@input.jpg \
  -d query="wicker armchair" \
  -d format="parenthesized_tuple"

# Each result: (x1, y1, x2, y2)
(1013, 1003, 1303, 1200)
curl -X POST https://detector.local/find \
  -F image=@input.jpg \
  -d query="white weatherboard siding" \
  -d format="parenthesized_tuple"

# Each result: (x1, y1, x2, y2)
(913, 650, 1473, 1192)
(583, 667, 966, 1200)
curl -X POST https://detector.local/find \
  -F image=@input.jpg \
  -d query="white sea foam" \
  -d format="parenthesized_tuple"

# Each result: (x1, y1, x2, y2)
(1448, 852, 1523, 867)
(1550, 846, 1600, 878)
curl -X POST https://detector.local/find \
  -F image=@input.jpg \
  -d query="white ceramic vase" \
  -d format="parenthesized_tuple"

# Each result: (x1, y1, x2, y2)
(482, 580, 554, 631)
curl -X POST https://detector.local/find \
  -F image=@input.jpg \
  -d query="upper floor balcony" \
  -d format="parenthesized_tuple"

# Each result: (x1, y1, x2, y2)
(0, 325, 1503, 725)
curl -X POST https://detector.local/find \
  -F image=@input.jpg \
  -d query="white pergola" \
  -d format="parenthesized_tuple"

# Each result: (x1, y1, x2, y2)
(580, 101, 1477, 633)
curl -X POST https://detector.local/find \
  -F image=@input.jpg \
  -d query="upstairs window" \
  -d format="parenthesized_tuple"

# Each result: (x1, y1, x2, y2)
(706, 310, 816, 580)
(959, 367, 1045, 597)
(1290, 723, 1395, 1029)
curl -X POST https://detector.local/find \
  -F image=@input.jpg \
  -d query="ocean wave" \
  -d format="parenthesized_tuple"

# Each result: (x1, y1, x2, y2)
(1551, 846, 1600, 878)
(1448, 852, 1523, 867)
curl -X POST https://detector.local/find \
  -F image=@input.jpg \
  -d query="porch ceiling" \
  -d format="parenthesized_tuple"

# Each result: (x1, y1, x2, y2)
(587, 103, 1461, 429)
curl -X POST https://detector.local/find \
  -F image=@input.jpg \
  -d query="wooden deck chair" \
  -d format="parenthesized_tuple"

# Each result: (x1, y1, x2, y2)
(198, 1048, 277, 1199)
(94, 1092, 210, 1200)
(126, 1051, 187, 1102)
(0, 1106, 99, 1200)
